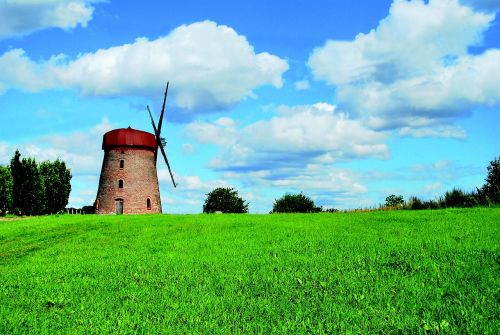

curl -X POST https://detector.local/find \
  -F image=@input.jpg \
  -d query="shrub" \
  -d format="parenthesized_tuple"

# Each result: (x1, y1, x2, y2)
(272, 193, 321, 213)
(406, 196, 425, 210)
(422, 199, 440, 209)
(481, 156, 500, 204)
(443, 188, 477, 208)
(203, 187, 248, 213)
(385, 194, 404, 208)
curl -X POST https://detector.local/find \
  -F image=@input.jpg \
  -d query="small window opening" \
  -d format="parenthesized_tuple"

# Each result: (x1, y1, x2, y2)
(95, 198, 100, 210)
(147, 198, 151, 210)
(119, 159, 124, 169)
(118, 180, 124, 188)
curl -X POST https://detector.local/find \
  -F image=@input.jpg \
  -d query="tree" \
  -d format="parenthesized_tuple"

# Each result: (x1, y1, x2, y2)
(385, 194, 404, 208)
(0, 165, 13, 215)
(10, 151, 44, 215)
(10, 150, 22, 214)
(40, 160, 72, 214)
(203, 187, 248, 213)
(272, 193, 321, 213)
(482, 156, 500, 204)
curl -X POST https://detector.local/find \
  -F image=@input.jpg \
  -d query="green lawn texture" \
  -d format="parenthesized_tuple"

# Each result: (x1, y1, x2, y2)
(0, 208, 498, 334)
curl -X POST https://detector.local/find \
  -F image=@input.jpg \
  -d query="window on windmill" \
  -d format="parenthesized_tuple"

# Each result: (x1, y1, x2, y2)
(120, 160, 124, 169)
(147, 198, 151, 210)
(118, 180, 124, 188)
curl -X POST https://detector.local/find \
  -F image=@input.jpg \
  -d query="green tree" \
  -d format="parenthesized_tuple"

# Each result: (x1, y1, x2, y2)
(482, 156, 500, 204)
(39, 160, 72, 214)
(10, 151, 44, 215)
(203, 187, 248, 213)
(385, 194, 404, 208)
(272, 193, 321, 213)
(0, 165, 13, 215)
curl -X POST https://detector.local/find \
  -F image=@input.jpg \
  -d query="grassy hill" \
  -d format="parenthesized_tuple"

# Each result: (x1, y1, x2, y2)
(0, 208, 498, 334)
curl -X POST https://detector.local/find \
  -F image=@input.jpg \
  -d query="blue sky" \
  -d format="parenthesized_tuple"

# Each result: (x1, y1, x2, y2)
(0, 0, 499, 213)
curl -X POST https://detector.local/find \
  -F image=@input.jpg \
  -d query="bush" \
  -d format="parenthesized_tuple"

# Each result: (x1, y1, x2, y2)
(443, 188, 477, 208)
(203, 187, 248, 213)
(406, 196, 425, 210)
(481, 156, 500, 204)
(385, 194, 404, 208)
(422, 199, 440, 209)
(272, 193, 321, 213)
(405, 196, 444, 210)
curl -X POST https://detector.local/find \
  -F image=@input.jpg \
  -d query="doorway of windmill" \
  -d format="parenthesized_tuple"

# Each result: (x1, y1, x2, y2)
(115, 199, 124, 215)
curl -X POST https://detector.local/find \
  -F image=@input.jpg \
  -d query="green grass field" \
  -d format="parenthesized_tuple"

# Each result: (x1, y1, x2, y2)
(0, 208, 498, 334)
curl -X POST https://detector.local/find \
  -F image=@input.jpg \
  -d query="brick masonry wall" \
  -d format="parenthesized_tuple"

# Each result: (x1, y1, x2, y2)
(95, 147, 162, 214)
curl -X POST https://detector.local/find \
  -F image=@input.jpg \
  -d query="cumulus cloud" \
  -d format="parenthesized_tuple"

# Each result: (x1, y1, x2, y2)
(0, 118, 114, 208)
(308, 0, 500, 136)
(294, 79, 310, 91)
(0, 0, 96, 39)
(0, 21, 289, 111)
(0, 118, 112, 174)
(186, 102, 389, 172)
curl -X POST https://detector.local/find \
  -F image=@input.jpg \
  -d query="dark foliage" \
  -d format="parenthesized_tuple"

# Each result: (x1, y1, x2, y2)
(9, 150, 72, 216)
(443, 188, 477, 208)
(0, 165, 13, 215)
(10, 152, 44, 215)
(385, 194, 404, 208)
(272, 193, 321, 213)
(40, 160, 72, 214)
(481, 156, 500, 204)
(203, 187, 248, 213)
(81, 205, 95, 214)
(405, 196, 438, 210)
(406, 196, 426, 210)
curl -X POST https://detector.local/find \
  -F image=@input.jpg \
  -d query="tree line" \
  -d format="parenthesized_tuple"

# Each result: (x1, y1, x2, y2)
(203, 156, 500, 214)
(0, 150, 71, 216)
(384, 156, 500, 210)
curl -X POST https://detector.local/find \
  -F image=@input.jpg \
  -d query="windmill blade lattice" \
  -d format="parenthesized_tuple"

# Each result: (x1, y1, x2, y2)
(146, 82, 176, 188)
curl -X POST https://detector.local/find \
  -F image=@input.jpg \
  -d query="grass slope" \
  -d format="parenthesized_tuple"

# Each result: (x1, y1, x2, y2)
(0, 208, 499, 334)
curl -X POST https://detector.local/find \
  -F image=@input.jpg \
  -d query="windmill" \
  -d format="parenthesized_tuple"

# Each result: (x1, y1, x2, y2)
(94, 83, 176, 214)
(146, 82, 176, 188)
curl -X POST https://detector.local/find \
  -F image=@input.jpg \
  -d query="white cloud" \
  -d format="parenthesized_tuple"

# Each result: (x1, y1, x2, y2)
(398, 125, 467, 139)
(187, 103, 389, 172)
(184, 102, 384, 211)
(181, 143, 195, 154)
(0, 118, 112, 174)
(220, 164, 368, 211)
(0, 21, 289, 111)
(0, 118, 113, 208)
(0, 0, 96, 39)
(294, 79, 310, 91)
(308, 0, 500, 136)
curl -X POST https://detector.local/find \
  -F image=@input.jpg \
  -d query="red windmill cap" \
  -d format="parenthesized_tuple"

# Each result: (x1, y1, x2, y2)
(102, 127, 157, 150)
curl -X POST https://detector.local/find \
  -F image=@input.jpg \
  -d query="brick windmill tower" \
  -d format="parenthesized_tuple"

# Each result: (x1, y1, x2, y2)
(94, 83, 177, 214)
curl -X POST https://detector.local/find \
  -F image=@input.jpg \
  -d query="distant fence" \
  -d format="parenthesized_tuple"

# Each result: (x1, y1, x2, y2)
(65, 207, 94, 215)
